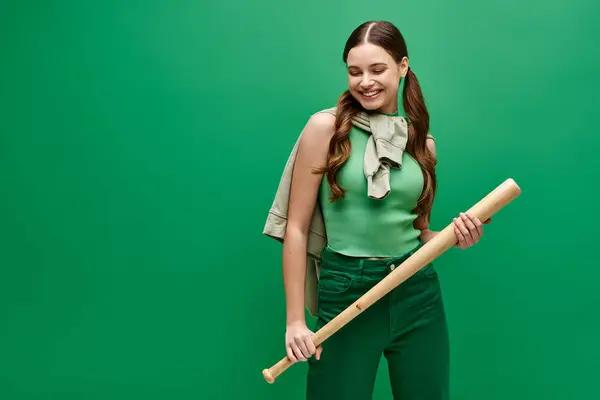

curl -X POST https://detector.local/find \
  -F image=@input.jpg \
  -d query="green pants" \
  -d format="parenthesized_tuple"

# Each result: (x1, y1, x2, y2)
(306, 244, 449, 400)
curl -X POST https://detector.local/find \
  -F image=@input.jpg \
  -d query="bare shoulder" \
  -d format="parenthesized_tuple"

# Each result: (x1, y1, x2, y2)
(426, 134, 436, 158)
(285, 111, 335, 234)
(310, 110, 336, 128)
(297, 111, 336, 155)
(302, 112, 336, 141)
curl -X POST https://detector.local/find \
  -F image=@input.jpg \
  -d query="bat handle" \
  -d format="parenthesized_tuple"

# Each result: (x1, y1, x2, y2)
(262, 356, 293, 384)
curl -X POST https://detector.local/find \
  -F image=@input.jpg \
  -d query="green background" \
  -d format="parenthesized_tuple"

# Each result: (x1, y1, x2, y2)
(1, 0, 599, 399)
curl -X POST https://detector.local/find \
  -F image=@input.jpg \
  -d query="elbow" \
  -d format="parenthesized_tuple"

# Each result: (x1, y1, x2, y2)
(418, 228, 431, 239)
(413, 216, 429, 232)
(284, 223, 308, 245)
(282, 223, 309, 270)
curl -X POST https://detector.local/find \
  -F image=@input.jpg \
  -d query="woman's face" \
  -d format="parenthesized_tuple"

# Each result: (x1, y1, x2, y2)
(346, 43, 408, 114)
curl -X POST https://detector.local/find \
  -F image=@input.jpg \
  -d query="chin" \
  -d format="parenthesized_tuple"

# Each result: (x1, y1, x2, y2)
(359, 99, 386, 111)
(352, 90, 388, 111)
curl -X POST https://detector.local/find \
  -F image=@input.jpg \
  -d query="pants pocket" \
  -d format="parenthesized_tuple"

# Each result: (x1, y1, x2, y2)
(316, 270, 356, 324)
(318, 270, 353, 294)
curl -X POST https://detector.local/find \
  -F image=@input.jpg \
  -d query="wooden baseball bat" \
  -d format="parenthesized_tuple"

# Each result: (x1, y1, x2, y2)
(262, 178, 521, 384)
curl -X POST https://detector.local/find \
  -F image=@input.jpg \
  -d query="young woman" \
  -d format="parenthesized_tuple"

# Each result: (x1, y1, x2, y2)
(281, 20, 489, 399)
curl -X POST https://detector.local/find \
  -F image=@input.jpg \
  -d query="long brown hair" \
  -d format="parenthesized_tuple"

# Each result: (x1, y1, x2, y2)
(316, 20, 437, 219)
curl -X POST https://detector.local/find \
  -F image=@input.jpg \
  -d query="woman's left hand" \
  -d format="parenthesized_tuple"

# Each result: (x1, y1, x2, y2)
(453, 212, 491, 249)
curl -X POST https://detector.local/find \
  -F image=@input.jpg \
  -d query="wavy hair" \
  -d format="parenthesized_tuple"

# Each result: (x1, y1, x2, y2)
(315, 20, 437, 218)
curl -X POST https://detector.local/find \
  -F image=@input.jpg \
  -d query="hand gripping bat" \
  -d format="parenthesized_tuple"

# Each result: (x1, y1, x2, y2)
(262, 178, 522, 384)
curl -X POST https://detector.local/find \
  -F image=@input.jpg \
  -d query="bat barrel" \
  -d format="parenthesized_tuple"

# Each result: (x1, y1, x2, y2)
(466, 178, 521, 222)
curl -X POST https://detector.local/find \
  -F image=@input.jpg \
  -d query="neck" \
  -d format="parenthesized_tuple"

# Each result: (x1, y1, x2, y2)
(376, 105, 399, 116)
(376, 99, 400, 115)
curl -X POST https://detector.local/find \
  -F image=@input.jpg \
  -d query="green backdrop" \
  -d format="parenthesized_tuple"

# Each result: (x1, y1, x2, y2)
(1, 1, 599, 399)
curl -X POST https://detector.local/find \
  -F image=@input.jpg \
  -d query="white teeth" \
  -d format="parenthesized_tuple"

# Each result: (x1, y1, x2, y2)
(362, 90, 381, 97)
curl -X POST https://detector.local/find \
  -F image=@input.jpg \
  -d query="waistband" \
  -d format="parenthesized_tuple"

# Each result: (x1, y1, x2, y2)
(320, 241, 425, 278)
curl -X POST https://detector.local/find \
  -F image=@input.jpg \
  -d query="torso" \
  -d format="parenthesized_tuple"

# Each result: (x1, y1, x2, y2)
(318, 124, 424, 258)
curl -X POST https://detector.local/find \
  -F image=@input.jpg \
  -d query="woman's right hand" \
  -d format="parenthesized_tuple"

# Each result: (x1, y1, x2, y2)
(285, 321, 322, 363)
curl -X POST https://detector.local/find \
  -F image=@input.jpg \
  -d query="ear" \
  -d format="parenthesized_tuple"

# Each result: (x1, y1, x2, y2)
(398, 56, 409, 78)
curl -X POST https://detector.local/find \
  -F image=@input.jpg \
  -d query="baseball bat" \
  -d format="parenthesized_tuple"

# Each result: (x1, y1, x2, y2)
(262, 178, 521, 384)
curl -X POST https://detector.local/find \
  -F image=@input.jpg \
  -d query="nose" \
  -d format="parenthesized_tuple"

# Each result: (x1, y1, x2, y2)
(360, 73, 373, 88)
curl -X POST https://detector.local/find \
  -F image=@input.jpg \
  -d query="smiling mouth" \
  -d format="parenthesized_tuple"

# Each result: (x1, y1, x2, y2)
(360, 90, 382, 99)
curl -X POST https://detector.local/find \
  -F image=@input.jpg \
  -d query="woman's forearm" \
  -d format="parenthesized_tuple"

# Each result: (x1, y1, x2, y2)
(282, 227, 308, 326)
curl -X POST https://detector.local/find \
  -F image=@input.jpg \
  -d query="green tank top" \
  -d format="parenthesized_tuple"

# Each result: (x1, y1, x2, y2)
(318, 123, 424, 257)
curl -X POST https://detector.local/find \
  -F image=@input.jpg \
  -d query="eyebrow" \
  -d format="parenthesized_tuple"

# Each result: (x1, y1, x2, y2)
(347, 62, 388, 68)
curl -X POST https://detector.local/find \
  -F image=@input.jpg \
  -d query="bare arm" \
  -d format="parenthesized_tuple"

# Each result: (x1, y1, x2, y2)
(283, 112, 335, 325)
(281, 112, 335, 363)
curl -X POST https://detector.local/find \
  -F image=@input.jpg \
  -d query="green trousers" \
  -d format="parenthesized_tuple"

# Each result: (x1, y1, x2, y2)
(306, 244, 449, 400)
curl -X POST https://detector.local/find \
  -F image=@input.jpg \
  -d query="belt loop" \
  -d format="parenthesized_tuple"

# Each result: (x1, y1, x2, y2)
(357, 259, 365, 283)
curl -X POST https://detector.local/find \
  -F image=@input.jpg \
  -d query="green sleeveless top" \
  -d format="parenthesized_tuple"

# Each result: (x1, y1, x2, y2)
(318, 121, 424, 257)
